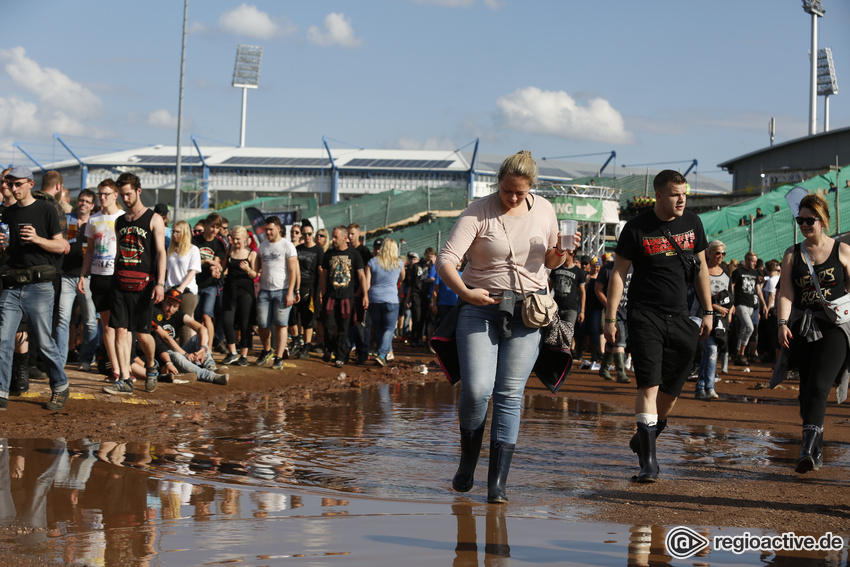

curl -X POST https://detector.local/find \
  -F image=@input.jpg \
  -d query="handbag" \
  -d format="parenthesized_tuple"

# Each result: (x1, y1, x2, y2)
(800, 243, 850, 325)
(115, 269, 151, 292)
(500, 215, 557, 328)
(661, 227, 701, 284)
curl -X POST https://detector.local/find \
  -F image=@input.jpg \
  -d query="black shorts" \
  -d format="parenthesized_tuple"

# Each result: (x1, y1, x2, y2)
(109, 280, 155, 333)
(90, 274, 113, 312)
(296, 288, 316, 327)
(626, 306, 699, 398)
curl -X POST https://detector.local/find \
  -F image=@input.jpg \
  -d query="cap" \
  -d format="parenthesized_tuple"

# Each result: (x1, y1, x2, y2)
(373, 237, 384, 249)
(153, 203, 169, 216)
(7, 166, 33, 181)
(408, 251, 419, 259)
(164, 287, 183, 303)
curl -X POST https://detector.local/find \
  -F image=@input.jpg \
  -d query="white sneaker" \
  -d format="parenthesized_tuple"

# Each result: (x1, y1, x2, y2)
(580, 359, 592, 369)
(386, 351, 394, 361)
(707, 389, 719, 399)
(590, 362, 601, 371)
(625, 355, 632, 370)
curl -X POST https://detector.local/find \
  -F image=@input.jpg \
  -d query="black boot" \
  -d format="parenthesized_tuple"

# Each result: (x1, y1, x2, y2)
(487, 440, 515, 504)
(632, 423, 659, 483)
(814, 428, 824, 470)
(452, 426, 485, 492)
(629, 419, 666, 469)
(796, 425, 822, 474)
(9, 352, 30, 396)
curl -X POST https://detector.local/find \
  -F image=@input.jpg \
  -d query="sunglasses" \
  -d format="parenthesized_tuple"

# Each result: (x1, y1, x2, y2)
(193, 229, 203, 235)
(795, 216, 818, 226)
(716, 251, 726, 257)
(303, 231, 313, 236)
(11, 180, 30, 188)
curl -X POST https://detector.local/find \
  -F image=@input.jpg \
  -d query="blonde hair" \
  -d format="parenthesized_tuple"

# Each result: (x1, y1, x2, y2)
(496, 150, 538, 187)
(317, 228, 331, 252)
(377, 238, 400, 271)
(169, 220, 192, 258)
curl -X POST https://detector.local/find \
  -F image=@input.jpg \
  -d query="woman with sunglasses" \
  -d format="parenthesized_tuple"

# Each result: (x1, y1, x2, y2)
(776, 193, 850, 474)
(693, 240, 732, 399)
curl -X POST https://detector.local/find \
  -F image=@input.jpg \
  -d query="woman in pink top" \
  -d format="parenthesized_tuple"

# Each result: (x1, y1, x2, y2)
(436, 150, 576, 503)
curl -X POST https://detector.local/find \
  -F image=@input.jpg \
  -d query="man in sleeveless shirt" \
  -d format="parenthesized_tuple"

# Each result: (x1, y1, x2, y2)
(103, 173, 166, 396)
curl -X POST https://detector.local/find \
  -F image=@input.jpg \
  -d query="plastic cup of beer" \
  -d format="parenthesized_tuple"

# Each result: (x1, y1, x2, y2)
(559, 220, 577, 250)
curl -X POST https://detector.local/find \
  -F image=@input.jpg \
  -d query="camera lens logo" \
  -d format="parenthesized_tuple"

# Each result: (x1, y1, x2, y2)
(665, 526, 710, 559)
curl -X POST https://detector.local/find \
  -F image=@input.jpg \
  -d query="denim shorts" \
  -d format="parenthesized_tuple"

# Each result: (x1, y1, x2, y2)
(256, 288, 292, 328)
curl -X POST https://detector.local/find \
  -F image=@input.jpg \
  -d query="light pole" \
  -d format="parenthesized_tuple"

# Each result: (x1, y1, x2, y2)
(802, 0, 825, 136)
(174, 0, 188, 220)
(817, 47, 839, 132)
(232, 45, 263, 148)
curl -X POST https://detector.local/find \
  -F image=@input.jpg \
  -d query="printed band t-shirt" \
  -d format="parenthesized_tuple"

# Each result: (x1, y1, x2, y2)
(550, 264, 586, 311)
(731, 266, 761, 308)
(615, 208, 707, 314)
(322, 247, 364, 300)
(192, 234, 226, 289)
(85, 210, 125, 276)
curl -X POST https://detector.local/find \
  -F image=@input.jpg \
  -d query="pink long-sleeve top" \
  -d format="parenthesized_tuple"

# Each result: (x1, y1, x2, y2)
(435, 192, 558, 295)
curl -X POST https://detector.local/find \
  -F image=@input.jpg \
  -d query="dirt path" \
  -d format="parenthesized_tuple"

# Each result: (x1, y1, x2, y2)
(2, 346, 847, 534)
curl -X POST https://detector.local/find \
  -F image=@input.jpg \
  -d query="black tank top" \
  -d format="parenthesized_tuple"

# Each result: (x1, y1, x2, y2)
(225, 253, 255, 293)
(115, 208, 155, 274)
(792, 241, 848, 310)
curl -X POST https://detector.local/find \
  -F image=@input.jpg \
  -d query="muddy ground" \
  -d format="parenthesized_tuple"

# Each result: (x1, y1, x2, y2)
(1, 343, 848, 537)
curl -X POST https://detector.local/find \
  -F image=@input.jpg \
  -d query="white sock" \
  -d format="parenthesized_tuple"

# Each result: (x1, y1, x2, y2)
(636, 413, 658, 427)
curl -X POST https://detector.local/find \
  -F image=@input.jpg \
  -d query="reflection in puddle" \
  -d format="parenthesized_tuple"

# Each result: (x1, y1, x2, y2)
(1, 382, 849, 565)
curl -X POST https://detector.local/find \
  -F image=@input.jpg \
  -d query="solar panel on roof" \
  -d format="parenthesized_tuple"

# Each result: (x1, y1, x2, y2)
(132, 155, 204, 165)
(344, 158, 454, 169)
(219, 157, 326, 167)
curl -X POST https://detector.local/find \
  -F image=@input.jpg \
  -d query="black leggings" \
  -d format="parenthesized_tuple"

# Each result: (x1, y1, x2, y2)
(790, 324, 848, 427)
(222, 287, 255, 350)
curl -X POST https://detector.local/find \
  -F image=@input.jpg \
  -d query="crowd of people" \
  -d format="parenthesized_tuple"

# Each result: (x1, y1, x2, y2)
(1, 158, 846, 503)
(0, 166, 457, 411)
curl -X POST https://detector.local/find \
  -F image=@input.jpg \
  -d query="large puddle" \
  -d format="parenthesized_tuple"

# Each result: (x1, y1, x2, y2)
(3, 382, 849, 565)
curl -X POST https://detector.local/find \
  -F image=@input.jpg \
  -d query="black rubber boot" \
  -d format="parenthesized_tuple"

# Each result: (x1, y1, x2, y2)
(629, 419, 666, 469)
(9, 352, 30, 396)
(796, 425, 822, 474)
(598, 351, 614, 380)
(814, 427, 824, 470)
(614, 352, 630, 383)
(487, 440, 515, 504)
(632, 423, 659, 483)
(452, 426, 485, 492)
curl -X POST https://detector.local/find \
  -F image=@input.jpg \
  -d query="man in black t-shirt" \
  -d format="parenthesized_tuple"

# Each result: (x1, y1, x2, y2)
(549, 248, 586, 328)
(292, 220, 324, 358)
(347, 223, 373, 363)
(192, 213, 225, 353)
(0, 166, 71, 411)
(604, 170, 712, 483)
(596, 261, 633, 383)
(320, 226, 368, 368)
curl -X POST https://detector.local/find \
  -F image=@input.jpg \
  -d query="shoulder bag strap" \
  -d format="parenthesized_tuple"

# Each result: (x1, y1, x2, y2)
(499, 216, 528, 297)
(661, 226, 692, 271)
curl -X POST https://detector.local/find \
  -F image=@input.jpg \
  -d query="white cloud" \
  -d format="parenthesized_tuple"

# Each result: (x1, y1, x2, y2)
(147, 108, 179, 130)
(412, 0, 502, 7)
(389, 136, 457, 151)
(218, 4, 296, 39)
(306, 13, 362, 48)
(495, 86, 634, 145)
(0, 47, 106, 147)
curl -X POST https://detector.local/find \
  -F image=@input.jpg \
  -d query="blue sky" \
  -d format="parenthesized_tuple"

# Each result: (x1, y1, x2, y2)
(1, 0, 847, 183)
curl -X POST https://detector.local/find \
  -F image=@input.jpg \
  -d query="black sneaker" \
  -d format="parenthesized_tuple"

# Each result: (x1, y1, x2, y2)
(322, 351, 332, 363)
(215, 340, 229, 355)
(298, 348, 310, 360)
(221, 352, 240, 365)
(0, 397, 7, 411)
(44, 389, 70, 411)
(103, 380, 134, 395)
(237, 356, 249, 367)
(255, 350, 274, 367)
(272, 357, 285, 370)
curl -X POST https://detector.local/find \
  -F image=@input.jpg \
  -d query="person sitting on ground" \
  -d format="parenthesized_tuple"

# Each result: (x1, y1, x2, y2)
(152, 288, 229, 385)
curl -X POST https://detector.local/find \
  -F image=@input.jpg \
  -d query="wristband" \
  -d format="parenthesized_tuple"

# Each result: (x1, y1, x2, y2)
(778, 319, 788, 326)
(703, 310, 714, 316)
(156, 282, 165, 287)
(604, 318, 617, 323)
(553, 248, 566, 256)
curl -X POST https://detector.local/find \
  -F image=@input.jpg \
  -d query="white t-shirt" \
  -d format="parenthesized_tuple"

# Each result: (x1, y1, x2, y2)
(166, 245, 202, 294)
(258, 238, 298, 291)
(84, 210, 125, 276)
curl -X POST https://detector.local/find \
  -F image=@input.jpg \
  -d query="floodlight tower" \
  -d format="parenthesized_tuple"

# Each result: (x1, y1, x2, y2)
(802, 0, 825, 136)
(232, 45, 263, 148)
(818, 47, 839, 132)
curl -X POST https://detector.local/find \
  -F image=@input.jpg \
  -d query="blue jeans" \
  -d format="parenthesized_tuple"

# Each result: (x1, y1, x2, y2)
(168, 335, 217, 381)
(0, 282, 68, 397)
(256, 288, 293, 328)
(195, 285, 218, 319)
(55, 275, 98, 367)
(696, 335, 717, 393)
(369, 302, 399, 358)
(456, 303, 541, 444)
